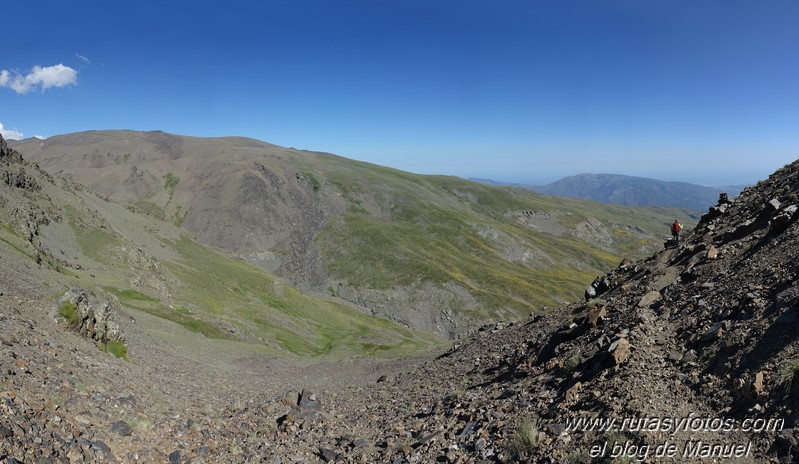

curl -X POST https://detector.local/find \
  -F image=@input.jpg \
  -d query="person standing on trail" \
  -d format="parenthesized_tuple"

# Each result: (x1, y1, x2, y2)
(671, 219, 683, 244)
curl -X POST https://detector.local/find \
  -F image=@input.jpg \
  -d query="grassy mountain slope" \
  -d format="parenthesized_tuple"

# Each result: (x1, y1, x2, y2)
(12, 131, 697, 336)
(0, 135, 436, 357)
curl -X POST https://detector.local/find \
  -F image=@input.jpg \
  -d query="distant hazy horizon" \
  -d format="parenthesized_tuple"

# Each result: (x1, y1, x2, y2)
(2, 1, 798, 189)
(464, 170, 764, 189)
(6, 129, 774, 189)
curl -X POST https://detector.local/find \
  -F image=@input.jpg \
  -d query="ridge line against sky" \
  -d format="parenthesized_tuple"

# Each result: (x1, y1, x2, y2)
(2, 0, 798, 186)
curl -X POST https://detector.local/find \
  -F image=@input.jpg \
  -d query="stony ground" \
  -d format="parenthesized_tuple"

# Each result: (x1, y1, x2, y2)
(3, 136, 799, 463)
(0, 290, 444, 463)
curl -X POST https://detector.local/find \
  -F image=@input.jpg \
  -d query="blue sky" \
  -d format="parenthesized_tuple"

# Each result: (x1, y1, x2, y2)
(2, 1, 798, 185)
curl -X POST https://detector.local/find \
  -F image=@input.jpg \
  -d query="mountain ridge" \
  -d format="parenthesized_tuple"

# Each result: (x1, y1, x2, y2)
(11, 130, 693, 338)
(0, 133, 436, 357)
(472, 173, 748, 211)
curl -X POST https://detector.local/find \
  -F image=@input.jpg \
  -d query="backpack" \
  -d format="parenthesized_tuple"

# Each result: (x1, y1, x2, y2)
(672, 221, 682, 234)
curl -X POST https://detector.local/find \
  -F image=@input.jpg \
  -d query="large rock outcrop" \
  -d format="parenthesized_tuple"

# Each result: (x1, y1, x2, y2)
(58, 288, 125, 344)
(0, 135, 38, 190)
(0, 134, 23, 163)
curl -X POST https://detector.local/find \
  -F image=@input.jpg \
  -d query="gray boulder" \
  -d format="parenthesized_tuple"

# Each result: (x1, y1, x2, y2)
(58, 288, 124, 344)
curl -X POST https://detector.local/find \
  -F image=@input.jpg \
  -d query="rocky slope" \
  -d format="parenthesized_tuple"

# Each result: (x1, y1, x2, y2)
(12, 131, 691, 337)
(308, 159, 799, 463)
(209, 156, 798, 463)
(3, 128, 799, 463)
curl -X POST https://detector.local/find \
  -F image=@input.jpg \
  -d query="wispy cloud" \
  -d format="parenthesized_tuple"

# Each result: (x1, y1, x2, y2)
(0, 64, 78, 94)
(0, 122, 23, 140)
(75, 53, 91, 64)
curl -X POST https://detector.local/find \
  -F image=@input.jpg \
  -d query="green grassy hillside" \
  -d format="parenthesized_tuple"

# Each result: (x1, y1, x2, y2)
(0, 146, 439, 358)
(12, 131, 696, 337)
(305, 158, 696, 329)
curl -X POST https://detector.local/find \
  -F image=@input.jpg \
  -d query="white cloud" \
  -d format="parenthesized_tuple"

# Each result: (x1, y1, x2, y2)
(0, 122, 24, 140)
(0, 64, 78, 94)
(75, 53, 91, 64)
(34, 135, 46, 140)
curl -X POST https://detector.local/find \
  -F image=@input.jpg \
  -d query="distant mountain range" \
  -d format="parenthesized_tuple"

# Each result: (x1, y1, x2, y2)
(472, 174, 748, 211)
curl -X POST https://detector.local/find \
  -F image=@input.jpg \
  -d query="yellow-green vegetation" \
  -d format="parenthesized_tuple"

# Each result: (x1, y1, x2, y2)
(0, 222, 19, 236)
(103, 287, 233, 340)
(303, 172, 321, 191)
(59, 300, 79, 326)
(163, 172, 180, 192)
(321, 186, 617, 318)
(59, 298, 127, 360)
(311, 162, 688, 321)
(64, 204, 122, 263)
(124, 415, 155, 432)
(777, 358, 799, 395)
(136, 235, 440, 356)
(172, 204, 188, 227)
(132, 198, 165, 220)
(163, 172, 180, 210)
(508, 416, 545, 459)
(105, 340, 128, 360)
(0, 222, 36, 260)
(25, 133, 698, 360)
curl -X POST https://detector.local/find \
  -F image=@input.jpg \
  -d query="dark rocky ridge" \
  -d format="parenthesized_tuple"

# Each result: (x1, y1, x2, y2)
(0, 135, 23, 163)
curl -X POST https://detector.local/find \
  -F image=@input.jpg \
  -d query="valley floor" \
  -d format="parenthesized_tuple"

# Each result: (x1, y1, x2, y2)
(0, 292, 443, 463)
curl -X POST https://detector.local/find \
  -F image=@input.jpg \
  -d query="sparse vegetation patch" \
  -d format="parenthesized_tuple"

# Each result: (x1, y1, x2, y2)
(59, 301, 79, 326)
(105, 340, 128, 360)
(508, 416, 545, 459)
(132, 199, 165, 220)
(163, 172, 179, 192)
(161, 235, 438, 355)
(777, 358, 799, 395)
(64, 205, 122, 263)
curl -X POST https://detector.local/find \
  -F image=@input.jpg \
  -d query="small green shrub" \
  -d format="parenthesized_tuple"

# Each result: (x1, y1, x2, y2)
(777, 359, 799, 394)
(566, 447, 591, 464)
(163, 172, 180, 192)
(508, 416, 544, 459)
(106, 340, 128, 360)
(124, 415, 154, 432)
(173, 205, 188, 227)
(59, 301, 79, 326)
(564, 350, 583, 373)
(304, 172, 320, 190)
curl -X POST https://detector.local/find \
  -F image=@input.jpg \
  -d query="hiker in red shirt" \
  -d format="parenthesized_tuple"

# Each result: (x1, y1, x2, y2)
(671, 219, 683, 244)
